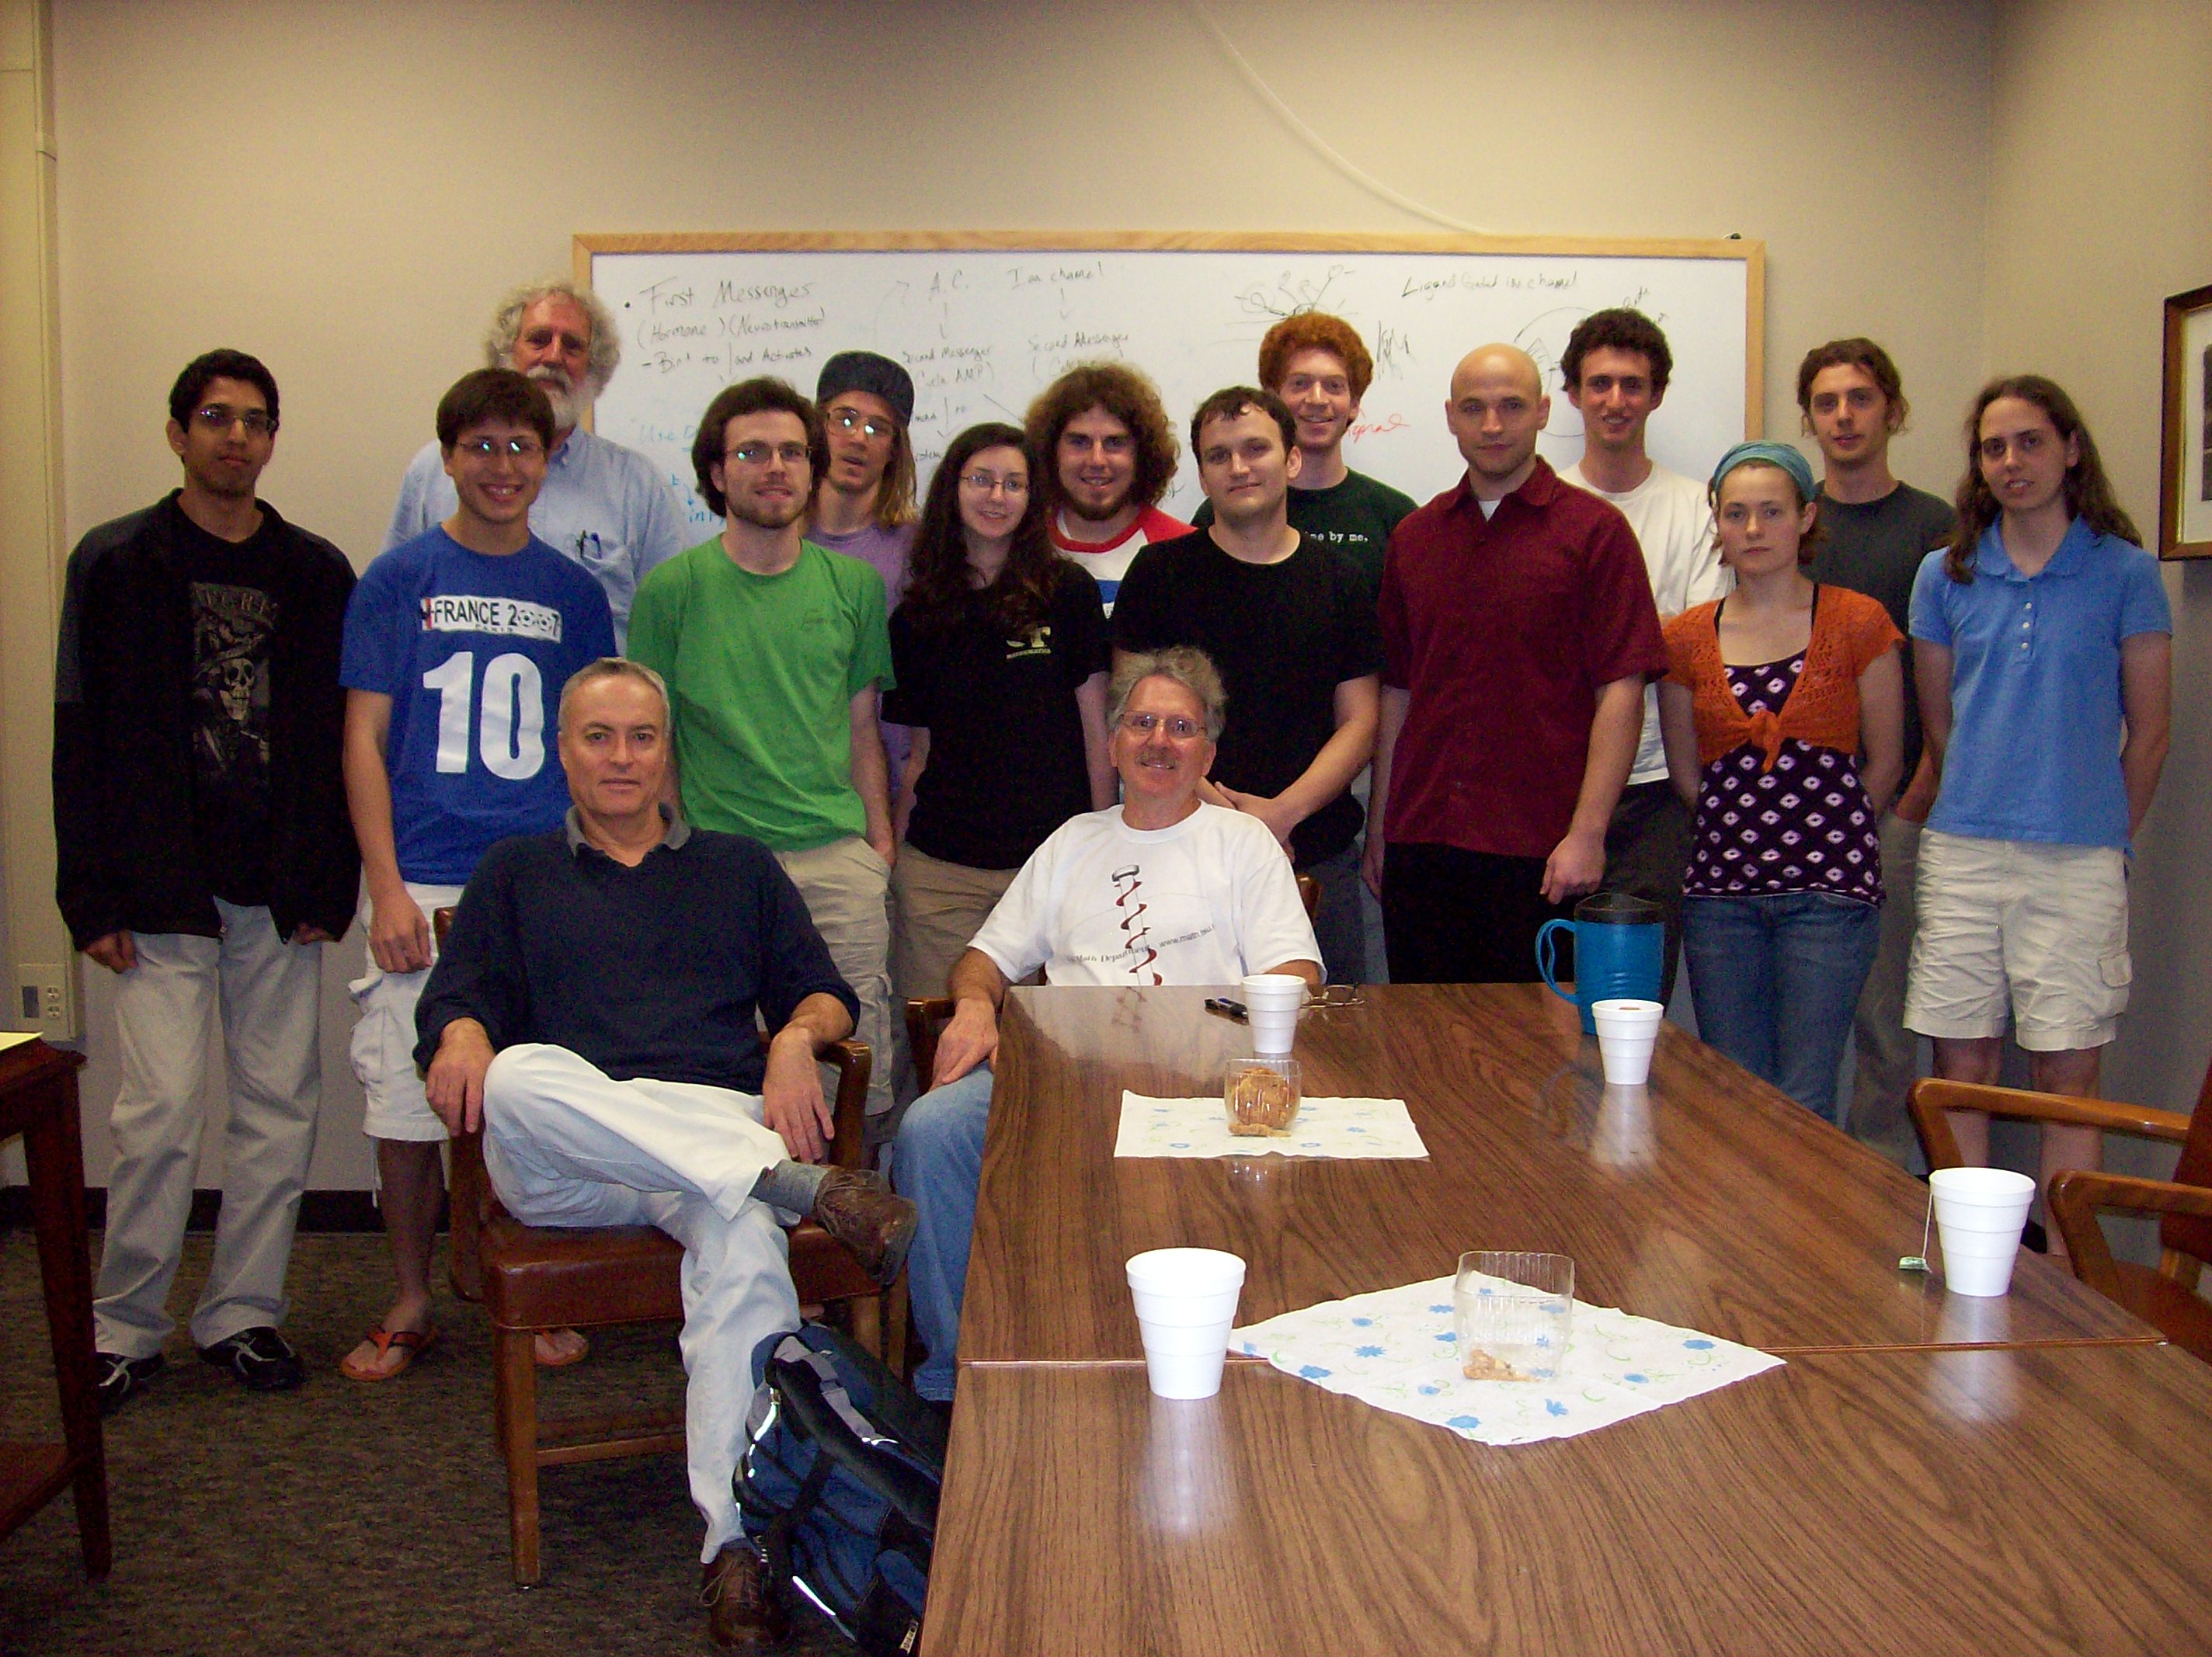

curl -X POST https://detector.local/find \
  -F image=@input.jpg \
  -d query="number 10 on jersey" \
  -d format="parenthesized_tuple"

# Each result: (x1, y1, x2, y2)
(423, 651, 546, 779)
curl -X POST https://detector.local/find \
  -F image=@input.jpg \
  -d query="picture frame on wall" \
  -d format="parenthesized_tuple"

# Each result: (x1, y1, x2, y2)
(2160, 282, 2212, 560)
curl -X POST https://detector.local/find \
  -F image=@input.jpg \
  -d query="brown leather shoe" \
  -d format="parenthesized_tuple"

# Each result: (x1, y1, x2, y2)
(701, 1543, 786, 1648)
(811, 1166, 919, 1287)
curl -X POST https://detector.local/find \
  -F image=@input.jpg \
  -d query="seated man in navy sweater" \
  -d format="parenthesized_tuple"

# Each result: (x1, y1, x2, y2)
(414, 655, 914, 1648)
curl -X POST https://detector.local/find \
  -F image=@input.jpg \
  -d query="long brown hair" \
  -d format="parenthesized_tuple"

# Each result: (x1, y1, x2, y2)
(1023, 361, 1180, 514)
(897, 422, 1069, 634)
(1946, 375, 2140, 582)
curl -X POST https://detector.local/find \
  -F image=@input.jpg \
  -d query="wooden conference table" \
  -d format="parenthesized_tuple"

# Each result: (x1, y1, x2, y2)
(923, 985, 2196, 1655)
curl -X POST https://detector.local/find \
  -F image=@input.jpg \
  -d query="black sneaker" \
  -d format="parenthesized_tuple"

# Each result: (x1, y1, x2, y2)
(95, 1351, 165, 1416)
(197, 1326, 305, 1392)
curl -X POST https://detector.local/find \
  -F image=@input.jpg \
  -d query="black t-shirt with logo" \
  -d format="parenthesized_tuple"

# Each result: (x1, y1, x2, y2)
(1193, 469, 1417, 600)
(885, 568, 1110, 870)
(1113, 529, 1386, 866)
(177, 511, 287, 906)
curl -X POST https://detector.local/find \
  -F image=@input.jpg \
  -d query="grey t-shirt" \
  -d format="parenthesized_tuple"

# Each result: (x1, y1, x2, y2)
(1808, 482, 1955, 778)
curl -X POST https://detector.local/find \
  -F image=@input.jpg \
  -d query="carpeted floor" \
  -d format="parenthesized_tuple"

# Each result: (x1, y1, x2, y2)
(0, 1228, 855, 1655)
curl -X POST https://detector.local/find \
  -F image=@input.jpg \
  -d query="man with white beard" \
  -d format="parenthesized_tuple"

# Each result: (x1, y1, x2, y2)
(385, 280, 687, 648)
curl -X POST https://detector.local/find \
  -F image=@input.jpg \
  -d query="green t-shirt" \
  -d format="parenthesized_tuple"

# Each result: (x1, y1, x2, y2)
(1192, 467, 1417, 596)
(628, 537, 894, 851)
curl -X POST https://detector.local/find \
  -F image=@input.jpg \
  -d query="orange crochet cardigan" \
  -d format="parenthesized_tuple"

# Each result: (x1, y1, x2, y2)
(1662, 585, 1903, 771)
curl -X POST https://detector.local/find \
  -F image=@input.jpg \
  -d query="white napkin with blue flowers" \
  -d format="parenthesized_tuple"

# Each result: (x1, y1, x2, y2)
(1230, 1274, 1783, 1444)
(1113, 1090, 1427, 1159)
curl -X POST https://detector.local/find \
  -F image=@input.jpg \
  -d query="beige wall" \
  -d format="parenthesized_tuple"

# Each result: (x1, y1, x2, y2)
(1985, 0, 2212, 1138)
(25, 0, 2009, 1186)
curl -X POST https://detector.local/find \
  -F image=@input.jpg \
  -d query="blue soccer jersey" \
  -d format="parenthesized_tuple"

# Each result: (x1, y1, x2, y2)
(341, 528, 616, 884)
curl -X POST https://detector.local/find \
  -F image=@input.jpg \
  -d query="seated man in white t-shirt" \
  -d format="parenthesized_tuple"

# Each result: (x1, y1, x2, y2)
(892, 646, 1321, 1399)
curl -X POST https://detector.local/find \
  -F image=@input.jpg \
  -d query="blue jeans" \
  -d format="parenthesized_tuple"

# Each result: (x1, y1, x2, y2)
(1299, 840, 1367, 985)
(1683, 892, 1881, 1126)
(890, 1065, 996, 1401)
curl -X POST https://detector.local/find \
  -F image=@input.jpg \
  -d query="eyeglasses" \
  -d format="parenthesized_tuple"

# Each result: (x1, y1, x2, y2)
(1117, 711, 1205, 741)
(959, 471, 1029, 496)
(827, 408, 896, 439)
(725, 442, 812, 468)
(456, 435, 545, 460)
(193, 405, 276, 436)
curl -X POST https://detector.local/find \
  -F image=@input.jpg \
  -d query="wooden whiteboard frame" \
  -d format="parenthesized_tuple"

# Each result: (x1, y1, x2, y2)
(575, 231, 1766, 436)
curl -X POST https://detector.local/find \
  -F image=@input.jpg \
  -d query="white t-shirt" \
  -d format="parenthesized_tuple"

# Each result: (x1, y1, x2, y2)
(971, 801, 1320, 988)
(1560, 461, 1732, 784)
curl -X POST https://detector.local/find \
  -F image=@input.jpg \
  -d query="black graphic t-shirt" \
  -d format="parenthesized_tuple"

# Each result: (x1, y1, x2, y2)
(885, 569, 1110, 870)
(179, 512, 285, 905)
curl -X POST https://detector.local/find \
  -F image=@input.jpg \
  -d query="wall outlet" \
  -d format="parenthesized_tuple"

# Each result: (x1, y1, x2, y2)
(17, 962, 74, 1040)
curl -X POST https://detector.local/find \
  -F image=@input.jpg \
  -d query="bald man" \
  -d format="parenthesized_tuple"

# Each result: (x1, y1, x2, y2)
(1363, 345, 1666, 984)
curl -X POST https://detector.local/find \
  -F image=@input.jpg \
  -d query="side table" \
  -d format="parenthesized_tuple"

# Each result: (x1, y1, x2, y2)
(0, 1038, 109, 1577)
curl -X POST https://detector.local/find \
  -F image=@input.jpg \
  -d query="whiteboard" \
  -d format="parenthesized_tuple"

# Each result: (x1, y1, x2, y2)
(583, 234, 1762, 536)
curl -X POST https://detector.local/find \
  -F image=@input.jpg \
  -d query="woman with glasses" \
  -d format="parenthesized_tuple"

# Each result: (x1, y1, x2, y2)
(1903, 377, 2171, 1225)
(1658, 441, 1905, 1124)
(885, 422, 1115, 1006)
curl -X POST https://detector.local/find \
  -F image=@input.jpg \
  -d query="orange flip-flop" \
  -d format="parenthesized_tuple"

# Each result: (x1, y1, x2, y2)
(339, 1325, 439, 1383)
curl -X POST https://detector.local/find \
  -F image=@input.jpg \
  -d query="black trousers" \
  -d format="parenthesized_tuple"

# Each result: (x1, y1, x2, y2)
(1380, 842, 1575, 985)
(1602, 780, 1694, 1002)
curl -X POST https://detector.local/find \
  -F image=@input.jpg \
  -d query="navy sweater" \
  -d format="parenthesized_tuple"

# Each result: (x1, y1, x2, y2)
(415, 821, 856, 1093)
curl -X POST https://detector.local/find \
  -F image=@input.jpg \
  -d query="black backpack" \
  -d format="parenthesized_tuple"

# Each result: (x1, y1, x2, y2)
(736, 1324, 949, 1655)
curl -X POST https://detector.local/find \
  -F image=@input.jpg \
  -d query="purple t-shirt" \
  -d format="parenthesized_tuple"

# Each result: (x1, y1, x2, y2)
(811, 521, 916, 783)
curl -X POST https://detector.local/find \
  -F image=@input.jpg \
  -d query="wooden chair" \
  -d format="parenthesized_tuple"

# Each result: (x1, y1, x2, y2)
(1908, 1068, 2212, 1358)
(906, 997, 958, 1089)
(1296, 872, 1320, 921)
(430, 910, 903, 1584)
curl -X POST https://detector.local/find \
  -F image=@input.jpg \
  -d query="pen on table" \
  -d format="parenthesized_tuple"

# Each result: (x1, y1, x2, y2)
(1204, 997, 1247, 1023)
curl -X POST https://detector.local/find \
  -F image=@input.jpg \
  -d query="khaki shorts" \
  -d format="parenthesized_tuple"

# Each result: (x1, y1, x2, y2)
(1904, 831, 2130, 1052)
(348, 880, 467, 1141)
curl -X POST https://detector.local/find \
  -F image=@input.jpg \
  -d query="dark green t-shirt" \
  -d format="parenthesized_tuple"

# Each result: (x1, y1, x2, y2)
(1193, 467, 1417, 598)
(1807, 481, 1956, 778)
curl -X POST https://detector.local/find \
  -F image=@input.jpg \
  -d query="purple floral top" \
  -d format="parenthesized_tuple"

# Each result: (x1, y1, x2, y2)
(1685, 651, 1883, 905)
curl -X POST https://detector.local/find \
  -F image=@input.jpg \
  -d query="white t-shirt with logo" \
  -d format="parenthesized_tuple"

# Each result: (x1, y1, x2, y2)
(1560, 461, 1731, 784)
(971, 801, 1319, 987)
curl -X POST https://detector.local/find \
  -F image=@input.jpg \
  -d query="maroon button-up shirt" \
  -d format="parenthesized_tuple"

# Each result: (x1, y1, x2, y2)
(1379, 458, 1667, 860)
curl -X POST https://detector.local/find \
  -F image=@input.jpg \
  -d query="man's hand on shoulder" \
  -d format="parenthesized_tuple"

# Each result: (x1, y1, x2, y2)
(1218, 784, 1301, 853)
(762, 1025, 835, 1163)
(932, 997, 1000, 1088)
(1541, 827, 1606, 905)
(425, 1019, 496, 1136)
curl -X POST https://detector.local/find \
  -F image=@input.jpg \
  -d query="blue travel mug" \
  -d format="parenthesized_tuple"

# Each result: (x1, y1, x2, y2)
(1536, 892, 1665, 1035)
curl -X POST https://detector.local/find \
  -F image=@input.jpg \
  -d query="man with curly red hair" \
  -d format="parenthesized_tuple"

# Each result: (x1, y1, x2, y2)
(1195, 311, 1415, 598)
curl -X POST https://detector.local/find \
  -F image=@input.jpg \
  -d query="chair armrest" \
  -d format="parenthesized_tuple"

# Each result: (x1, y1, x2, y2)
(815, 1036, 872, 1170)
(1908, 1078, 2193, 1171)
(905, 997, 956, 1090)
(2049, 1170, 2212, 1308)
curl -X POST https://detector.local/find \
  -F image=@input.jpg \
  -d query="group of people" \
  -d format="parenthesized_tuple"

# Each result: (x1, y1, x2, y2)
(50, 273, 2171, 1647)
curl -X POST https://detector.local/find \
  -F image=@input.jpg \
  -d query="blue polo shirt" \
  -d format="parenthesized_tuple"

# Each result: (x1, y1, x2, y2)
(1909, 521, 2170, 849)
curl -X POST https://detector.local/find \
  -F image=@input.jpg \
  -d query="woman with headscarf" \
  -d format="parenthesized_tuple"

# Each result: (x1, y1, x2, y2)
(1658, 441, 1905, 1123)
